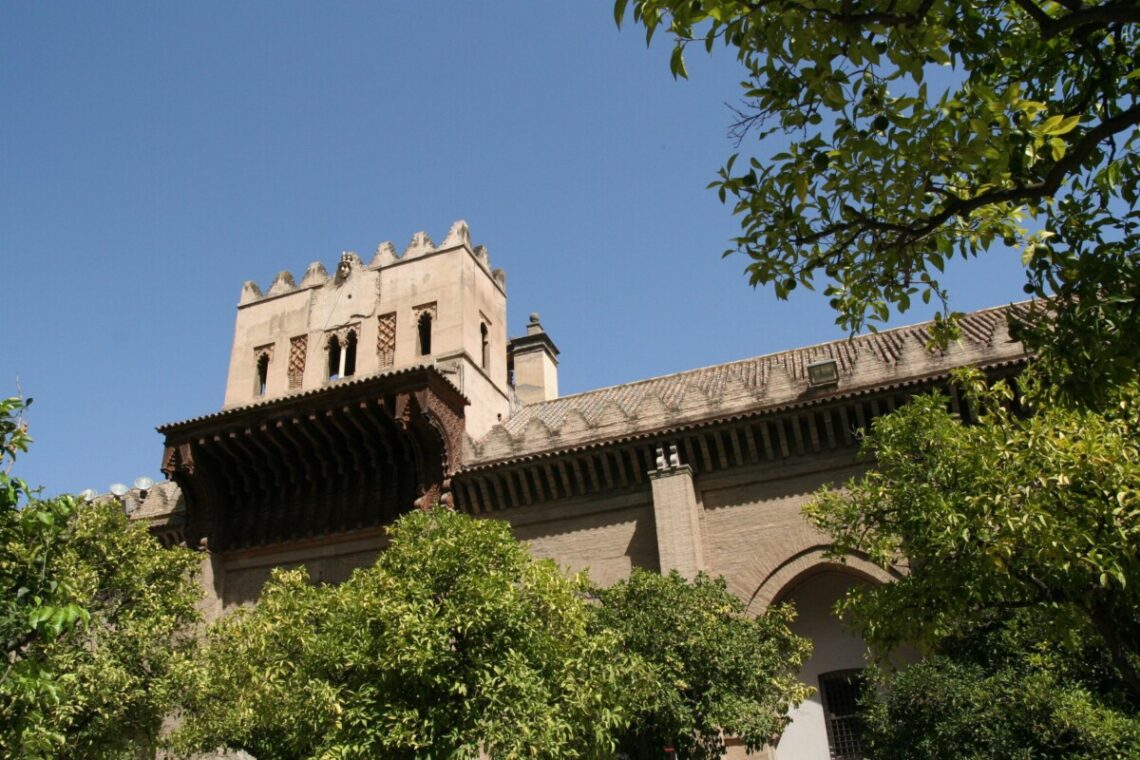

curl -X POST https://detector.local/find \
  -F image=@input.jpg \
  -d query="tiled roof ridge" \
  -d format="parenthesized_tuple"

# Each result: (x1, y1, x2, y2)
(513, 301, 1028, 411)
(469, 301, 1033, 465)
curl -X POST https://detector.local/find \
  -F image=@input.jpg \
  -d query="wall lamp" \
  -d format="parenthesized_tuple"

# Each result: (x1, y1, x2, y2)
(807, 358, 839, 387)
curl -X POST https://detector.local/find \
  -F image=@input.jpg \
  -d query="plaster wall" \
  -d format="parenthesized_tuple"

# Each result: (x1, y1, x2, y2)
(221, 243, 511, 438)
(512, 345, 559, 404)
(775, 571, 871, 760)
(225, 287, 317, 407)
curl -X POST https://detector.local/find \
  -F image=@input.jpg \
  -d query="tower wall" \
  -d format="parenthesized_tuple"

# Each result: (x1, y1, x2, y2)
(221, 222, 511, 439)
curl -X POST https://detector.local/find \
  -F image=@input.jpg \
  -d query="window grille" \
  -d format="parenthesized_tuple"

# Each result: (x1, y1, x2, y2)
(819, 669, 865, 760)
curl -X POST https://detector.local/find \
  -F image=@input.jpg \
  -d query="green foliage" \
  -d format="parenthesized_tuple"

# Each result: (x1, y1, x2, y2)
(861, 613, 1140, 759)
(619, 0, 1140, 403)
(173, 508, 651, 759)
(805, 369, 1140, 700)
(0, 396, 202, 758)
(594, 569, 811, 759)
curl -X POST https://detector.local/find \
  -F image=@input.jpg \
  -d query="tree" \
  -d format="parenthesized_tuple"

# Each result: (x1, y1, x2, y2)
(860, 612, 1140, 759)
(594, 569, 811, 759)
(0, 397, 202, 758)
(618, 0, 1140, 403)
(171, 508, 651, 760)
(804, 370, 1140, 701)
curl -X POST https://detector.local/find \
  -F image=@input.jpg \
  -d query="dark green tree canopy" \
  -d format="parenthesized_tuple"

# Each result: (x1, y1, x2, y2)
(620, 0, 1140, 402)
(594, 569, 810, 759)
(805, 371, 1140, 700)
(861, 612, 1140, 759)
(173, 508, 650, 760)
(0, 397, 201, 758)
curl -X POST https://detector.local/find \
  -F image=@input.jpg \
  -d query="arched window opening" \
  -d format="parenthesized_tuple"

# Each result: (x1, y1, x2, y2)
(256, 353, 270, 396)
(418, 312, 433, 356)
(480, 322, 490, 371)
(343, 330, 357, 378)
(327, 336, 342, 381)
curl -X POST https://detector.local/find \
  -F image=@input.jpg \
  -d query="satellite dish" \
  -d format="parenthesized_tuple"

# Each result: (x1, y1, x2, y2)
(133, 476, 154, 492)
(109, 483, 129, 497)
(79, 488, 97, 503)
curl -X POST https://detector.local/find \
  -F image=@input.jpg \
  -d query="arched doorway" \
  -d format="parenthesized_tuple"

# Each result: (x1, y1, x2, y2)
(774, 568, 873, 760)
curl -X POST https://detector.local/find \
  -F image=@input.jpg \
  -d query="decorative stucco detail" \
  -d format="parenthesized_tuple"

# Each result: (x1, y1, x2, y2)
(473, 245, 491, 273)
(593, 399, 631, 429)
(267, 270, 297, 297)
(632, 391, 667, 421)
(441, 219, 471, 249)
(370, 241, 399, 268)
(403, 231, 435, 259)
(239, 281, 263, 304)
(377, 312, 397, 368)
(518, 417, 554, 450)
(678, 382, 713, 417)
(478, 425, 515, 460)
(558, 409, 593, 436)
(326, 322, 360, 344)
(335, 251, 362, 281)
(288, 335, 307, 389)
(413, 302, 437, 322)
(300, 261, 330, 288)
(492, 267, 507, 291)
(254, 343, 274, 362)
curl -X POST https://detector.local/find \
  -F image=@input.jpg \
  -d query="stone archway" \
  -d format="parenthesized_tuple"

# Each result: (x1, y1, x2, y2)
(745, 546, 896, 617)
(754, 558, 900, 760)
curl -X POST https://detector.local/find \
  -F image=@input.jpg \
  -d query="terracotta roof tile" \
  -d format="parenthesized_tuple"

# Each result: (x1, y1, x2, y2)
(468, 302, 1031, 467)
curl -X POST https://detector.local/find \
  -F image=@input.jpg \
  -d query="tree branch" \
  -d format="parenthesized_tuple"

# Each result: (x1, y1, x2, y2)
(1010, 0, 1053, 29)
(1045, 2, 1140, 38)
(744, 0, 937, 28)
(846, 101, 1140, 248)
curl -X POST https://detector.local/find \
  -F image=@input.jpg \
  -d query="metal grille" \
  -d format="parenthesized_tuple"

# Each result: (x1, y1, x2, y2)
(377, 313, 397, 367)
(819, 669, 865, 760)
(288, 335, 307, 389)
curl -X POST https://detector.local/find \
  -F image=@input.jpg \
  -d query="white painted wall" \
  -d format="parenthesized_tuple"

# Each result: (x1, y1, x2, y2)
(776, 571, 870, 760)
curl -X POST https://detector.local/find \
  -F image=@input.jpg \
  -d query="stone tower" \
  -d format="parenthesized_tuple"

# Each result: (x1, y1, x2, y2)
(159, 221, 525, 568)
(222, 220, 512, 440)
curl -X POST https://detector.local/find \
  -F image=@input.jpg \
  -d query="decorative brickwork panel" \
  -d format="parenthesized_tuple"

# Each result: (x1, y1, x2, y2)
(288, 335, 307, 389)
(377, 313, 397, 368)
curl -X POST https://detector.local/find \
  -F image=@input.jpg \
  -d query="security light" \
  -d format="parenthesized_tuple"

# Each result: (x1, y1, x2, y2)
(79, 488, 97, 503)
(109, 483, 129, 498)
(807, 358, 839, 387)
(133, 476, 154, 492)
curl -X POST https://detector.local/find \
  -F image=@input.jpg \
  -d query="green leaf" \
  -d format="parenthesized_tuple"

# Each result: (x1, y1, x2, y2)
(1044, 115, 1080, 136)
(669, 44, 688, 79)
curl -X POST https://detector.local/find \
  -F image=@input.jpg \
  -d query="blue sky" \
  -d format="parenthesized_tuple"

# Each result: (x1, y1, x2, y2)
(1, 2, 1029, 497)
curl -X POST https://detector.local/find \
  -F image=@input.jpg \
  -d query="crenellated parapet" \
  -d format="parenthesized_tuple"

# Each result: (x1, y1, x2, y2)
(235, 221, 500, 307)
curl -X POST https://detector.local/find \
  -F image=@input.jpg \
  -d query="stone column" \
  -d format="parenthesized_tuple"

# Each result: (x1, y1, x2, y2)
(649, 445, 705, 579)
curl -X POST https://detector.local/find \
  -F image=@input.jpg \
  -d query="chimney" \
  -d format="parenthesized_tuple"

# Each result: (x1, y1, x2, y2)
(508, 313, 559, 404)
